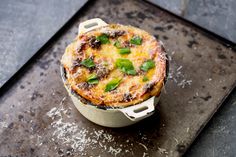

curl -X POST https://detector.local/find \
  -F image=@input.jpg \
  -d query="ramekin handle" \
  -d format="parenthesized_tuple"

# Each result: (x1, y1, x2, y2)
(78, 18, 107, 34)
(119, 96, 158, 122)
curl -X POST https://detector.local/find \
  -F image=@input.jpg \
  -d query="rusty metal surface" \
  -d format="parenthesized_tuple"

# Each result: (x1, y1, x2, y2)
(0, 0, 235, 157)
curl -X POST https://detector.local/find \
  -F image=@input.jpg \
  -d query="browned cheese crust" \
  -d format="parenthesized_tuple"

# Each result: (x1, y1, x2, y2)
(61, 24, 166, 107)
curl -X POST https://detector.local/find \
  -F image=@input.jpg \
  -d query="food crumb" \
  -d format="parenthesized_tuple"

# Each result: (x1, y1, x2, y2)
(158, 147, 168, 155)
(45, 97, 150, 156)
(138, 142, 148, 151)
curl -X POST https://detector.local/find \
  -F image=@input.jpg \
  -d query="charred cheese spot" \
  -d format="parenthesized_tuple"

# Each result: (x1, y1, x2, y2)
(61, 24, 166, 107)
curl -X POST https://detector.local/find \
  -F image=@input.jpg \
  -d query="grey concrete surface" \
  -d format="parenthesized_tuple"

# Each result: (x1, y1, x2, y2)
(147, 0, 236, 43)
(185, 88, 236, 157)
(0, 0, 235, 156)
(0, 0, 88, 88)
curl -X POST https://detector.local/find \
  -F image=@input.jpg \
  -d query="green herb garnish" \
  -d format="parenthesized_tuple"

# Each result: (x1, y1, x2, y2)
(87, 74, 99, 85)
(96, 34, 110, 44)
(115, 58, 137, 75)
(114, 40, 122, 48)
(105, 78, 122, 92)
(81, 58, 95, 68)
(118, 48, 131, 54)
(143, 76, 149, 82)
(130, 36, 142, 45)
(140, 60, 155, 71)
(114, 40, 131, 55)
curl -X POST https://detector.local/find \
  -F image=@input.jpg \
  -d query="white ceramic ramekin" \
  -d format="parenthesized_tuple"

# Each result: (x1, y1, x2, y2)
(61, 18, 168, 128)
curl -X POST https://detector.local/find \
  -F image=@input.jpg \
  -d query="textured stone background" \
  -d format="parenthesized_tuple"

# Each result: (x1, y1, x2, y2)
(0, 0, 87, 88)
(148, 0, 236, 43)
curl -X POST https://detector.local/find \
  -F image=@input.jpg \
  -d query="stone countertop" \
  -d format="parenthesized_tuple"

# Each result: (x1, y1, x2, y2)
(0, 0, 87, 88)
(147, 0, 236, 43)
(0, 0, 235, 157)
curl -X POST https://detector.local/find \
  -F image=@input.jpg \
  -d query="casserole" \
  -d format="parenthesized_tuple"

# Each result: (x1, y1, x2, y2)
(60, 18, 168, 127)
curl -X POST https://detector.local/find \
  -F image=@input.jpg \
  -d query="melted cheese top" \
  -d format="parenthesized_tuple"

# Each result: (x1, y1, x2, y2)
(61, 24, 166, 107)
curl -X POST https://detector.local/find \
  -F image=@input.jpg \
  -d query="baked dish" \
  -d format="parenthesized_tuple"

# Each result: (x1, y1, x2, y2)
(61, 24, 167, 107)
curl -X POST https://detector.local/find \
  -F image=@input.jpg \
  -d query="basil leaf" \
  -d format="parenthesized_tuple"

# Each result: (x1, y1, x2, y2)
(143, 76, 149, 82)
(140, 60, 155, 71)
(105, 78, 122, 92)
(118, 48, 131, 54)
(114, 40, 121, 48)
(130, 36, 142, 45)
(87, 74, 99, 84)
(126, 69, 136, 75)
(115, 58, 137, 75)
(81, 58, 95, 68)
(96, 34, 110, 44)
(114, 40, 131, 55)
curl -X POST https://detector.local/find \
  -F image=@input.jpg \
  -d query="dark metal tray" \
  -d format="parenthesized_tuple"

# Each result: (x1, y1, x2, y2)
(0, 0, 235, 156)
